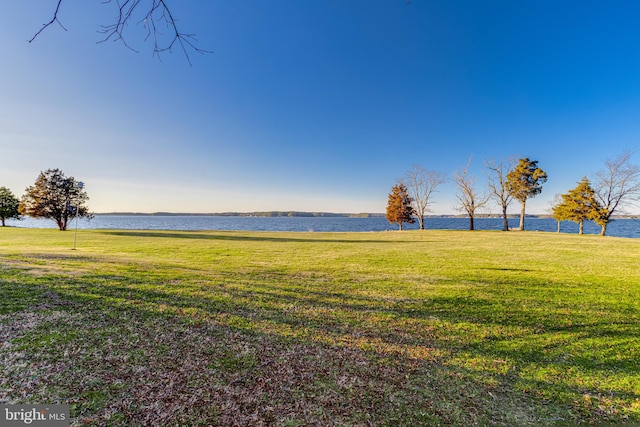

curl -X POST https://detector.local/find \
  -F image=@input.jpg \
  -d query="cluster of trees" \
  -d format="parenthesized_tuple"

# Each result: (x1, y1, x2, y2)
(386, 151, 640, 236)
(551, 151, 640, 235)
(0, 169, 92, 231)
(386, 157, 547, 232)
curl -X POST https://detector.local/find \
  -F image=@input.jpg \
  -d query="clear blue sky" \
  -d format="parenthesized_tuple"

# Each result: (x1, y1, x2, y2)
(1, 1, 639, 214)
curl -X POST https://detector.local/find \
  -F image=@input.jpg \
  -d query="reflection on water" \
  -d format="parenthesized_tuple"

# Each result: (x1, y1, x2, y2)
(6, 216, 639, 238)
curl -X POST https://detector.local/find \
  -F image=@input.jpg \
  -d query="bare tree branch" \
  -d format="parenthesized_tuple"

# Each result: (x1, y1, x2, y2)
(31, 0, 211, 65)
(28, 0, 67, 43)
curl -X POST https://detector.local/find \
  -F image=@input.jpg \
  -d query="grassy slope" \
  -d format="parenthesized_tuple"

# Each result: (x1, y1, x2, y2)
(0, 228, 639, 426)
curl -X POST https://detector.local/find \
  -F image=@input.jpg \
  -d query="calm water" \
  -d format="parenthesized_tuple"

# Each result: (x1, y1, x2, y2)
(6, 215, 640, 238)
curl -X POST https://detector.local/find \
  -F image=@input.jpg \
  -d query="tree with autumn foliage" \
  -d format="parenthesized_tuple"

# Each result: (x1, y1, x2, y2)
(19, 169, 93, 231)
(553, 177, 606, 235)
(506, 158, 547, 230)
(0, 187, 21, 226)
(386, 183, 415, 231)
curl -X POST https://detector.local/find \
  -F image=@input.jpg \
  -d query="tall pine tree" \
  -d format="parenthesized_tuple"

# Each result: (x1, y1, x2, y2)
(506, 158, 547, 230)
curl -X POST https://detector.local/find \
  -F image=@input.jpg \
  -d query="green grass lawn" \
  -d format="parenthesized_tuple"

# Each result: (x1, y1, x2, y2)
(1, 227, 639, 426)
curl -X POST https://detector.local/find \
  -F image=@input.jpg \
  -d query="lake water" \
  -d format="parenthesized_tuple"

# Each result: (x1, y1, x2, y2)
(5, 215, 640, 238)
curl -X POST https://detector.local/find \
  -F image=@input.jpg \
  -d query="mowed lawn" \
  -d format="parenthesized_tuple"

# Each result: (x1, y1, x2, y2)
(0, 228, 639, 426)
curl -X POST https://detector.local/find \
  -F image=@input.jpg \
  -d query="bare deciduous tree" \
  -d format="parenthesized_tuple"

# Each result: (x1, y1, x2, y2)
(593, 150, 640, 236)
(30, 0, 209, 65)
(484, 158, 514, 231)
(401, 165, 446, 230)
(454, 159, 489, 231)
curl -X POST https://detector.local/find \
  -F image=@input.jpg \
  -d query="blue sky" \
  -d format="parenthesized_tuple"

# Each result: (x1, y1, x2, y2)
(1, 1, 639, 214)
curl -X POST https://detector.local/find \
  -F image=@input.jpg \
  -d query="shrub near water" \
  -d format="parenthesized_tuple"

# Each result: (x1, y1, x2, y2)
(0, 228, 639, 425)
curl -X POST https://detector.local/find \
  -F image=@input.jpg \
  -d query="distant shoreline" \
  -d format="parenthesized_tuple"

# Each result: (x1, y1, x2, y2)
(95, 211, 383, 218)
(94, 212, 640, 219)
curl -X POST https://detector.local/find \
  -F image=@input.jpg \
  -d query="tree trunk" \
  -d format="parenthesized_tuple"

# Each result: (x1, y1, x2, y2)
(501, 205, 509, 231)
(600, 223, 607, 236)
(469, 215, 475, 231)
(519, 201, 526, 230)
(399, 222, 403, 231)
(1, 218, 5, 227)
(579, 220, 584, 235)
(557, 220, 560, 233)
(418, 216, 424, 230)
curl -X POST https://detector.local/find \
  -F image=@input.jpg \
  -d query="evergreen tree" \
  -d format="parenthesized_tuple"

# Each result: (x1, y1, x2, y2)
(551, 195, 571, 233)
(386, 183, 415, 231)
(506, 158, 548, 230)
(0, 187, 21, 226)
(555, 177, 606, 235)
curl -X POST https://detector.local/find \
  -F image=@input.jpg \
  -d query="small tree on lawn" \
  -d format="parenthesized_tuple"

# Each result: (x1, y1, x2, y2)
(386, 183, 415, 231)
(401, 165, 446, 230)
(20, 169, 93, 231)
(506, 158, 547, 230)
(555, 177, 606, 235)
(484, 158, 514, 231)
(0, 187, 21, 226)
(551, 194, 571, 233)
(454, 159, 489, 231)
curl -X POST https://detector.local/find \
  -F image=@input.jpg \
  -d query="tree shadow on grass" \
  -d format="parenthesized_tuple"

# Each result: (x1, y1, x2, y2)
(53, 268, 640, 382)
(2, 286, 560, 426)
(5, 261, 640, 425)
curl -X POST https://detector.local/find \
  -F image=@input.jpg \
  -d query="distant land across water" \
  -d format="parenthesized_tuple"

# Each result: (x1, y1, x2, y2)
(94, 211, 639, 219)
(95, 211, 383, 218)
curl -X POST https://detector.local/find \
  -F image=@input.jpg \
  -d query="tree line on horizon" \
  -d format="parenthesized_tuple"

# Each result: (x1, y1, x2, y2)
(1, 152, 639, 236)
(386, 151, 640, 236)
